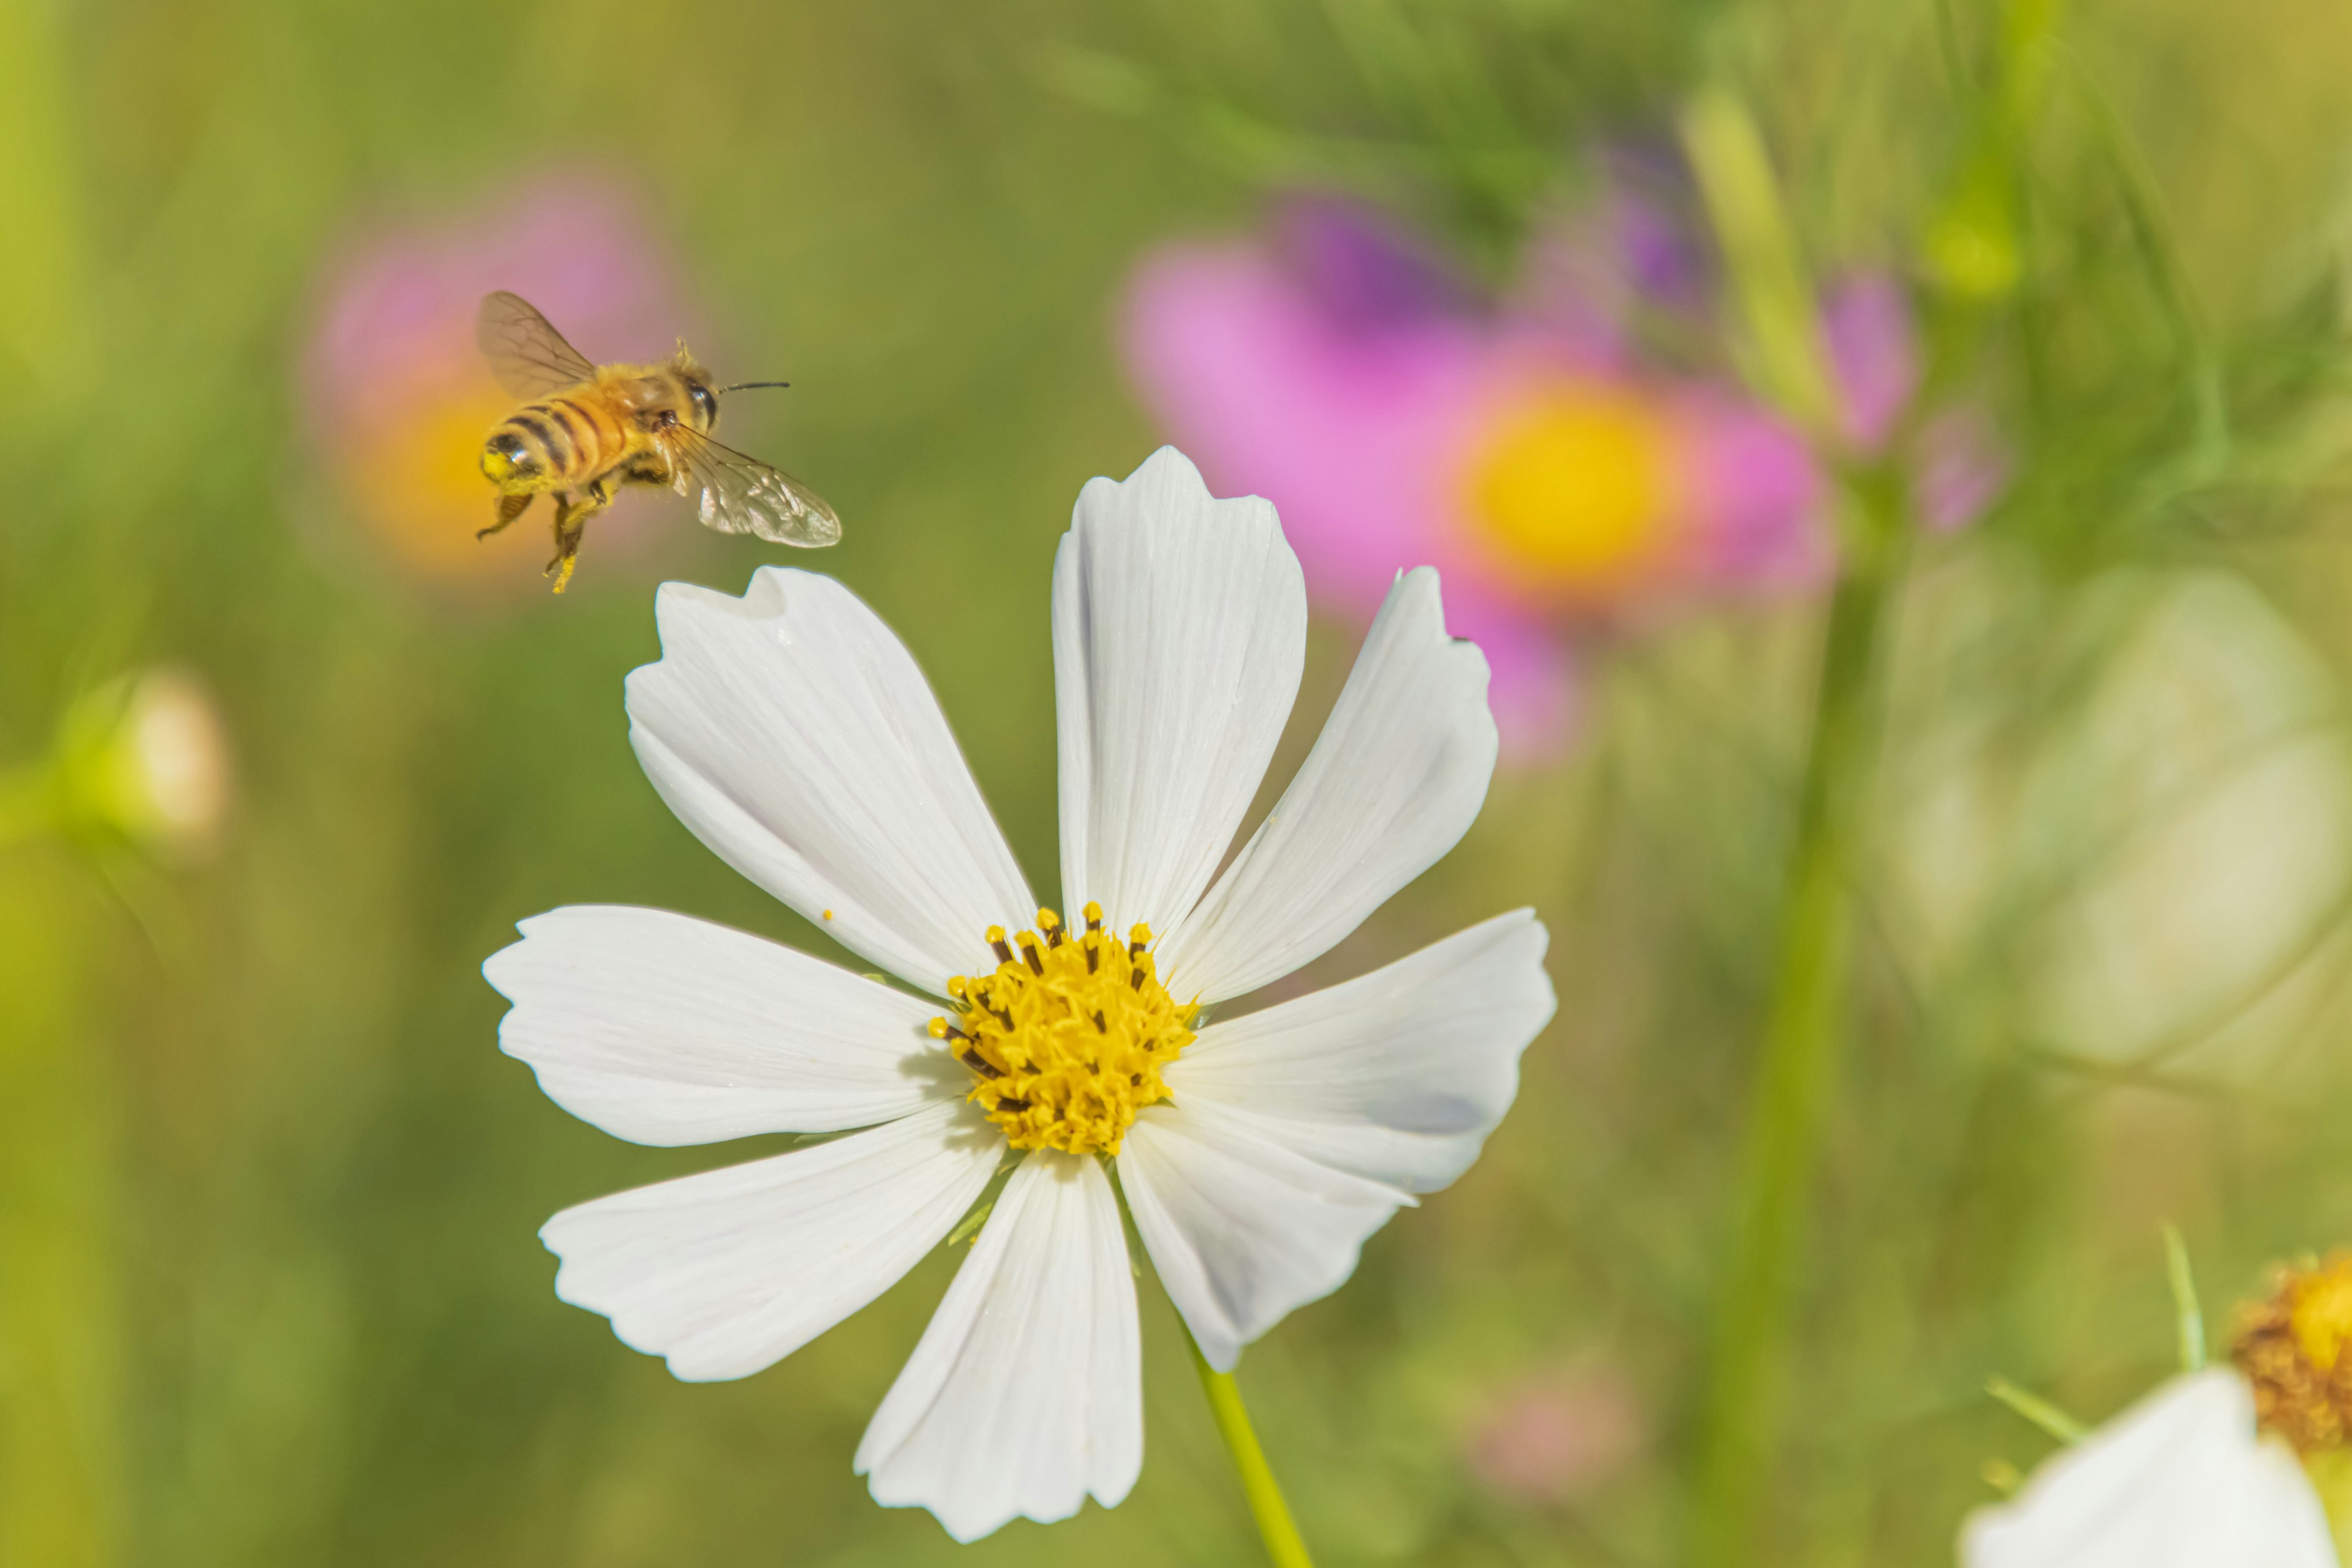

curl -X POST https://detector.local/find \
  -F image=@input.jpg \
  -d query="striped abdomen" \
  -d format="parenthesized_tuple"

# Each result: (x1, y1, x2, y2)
(483, 393, 632, 489)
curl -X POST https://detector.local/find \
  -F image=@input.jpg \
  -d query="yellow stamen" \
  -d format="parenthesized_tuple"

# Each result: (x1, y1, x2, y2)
(2234, 1253, 2352, 1451)
(930, 906, 1197, 1157)
(2294, 1264, 2352, 1373)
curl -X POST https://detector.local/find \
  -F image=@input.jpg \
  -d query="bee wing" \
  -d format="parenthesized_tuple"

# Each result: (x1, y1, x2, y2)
(666, 427, 843, 547)
(476, 291, 598, 398)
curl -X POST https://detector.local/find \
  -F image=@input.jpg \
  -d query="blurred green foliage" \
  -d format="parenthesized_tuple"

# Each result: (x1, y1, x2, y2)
(8, 0, 2352, 1565)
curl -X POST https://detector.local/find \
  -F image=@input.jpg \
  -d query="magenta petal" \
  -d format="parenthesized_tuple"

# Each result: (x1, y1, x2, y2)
(1122, 247, 1583, 760)
(1121, 244, 1486, 615)
(1450, 592, 1585, 763)
(1681, 400, 1834, 593)
(1822, 273, 1919, 453)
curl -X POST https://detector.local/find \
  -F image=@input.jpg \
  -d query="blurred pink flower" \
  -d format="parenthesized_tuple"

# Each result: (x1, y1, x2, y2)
(1124, 198, 1828, 758)
(1123, 194, 2003, 758)
(1463, 1360, 1648, 1507)
(301, 176, 692, 590)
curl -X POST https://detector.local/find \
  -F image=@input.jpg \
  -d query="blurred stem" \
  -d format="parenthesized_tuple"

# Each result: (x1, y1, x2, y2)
(1679, 89, 1834, 435)
(0, 856, 120, 1568)
(1691, 478, 1906, 1568)
(1187, 1327, 1315, 1568)
(0, 0, 91, 400)
(1986, 1377, 2089, 1445)
(2163, 1224, 2206, 1373)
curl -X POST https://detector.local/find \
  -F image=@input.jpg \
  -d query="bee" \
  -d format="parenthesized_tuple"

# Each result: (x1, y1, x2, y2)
(474, 291, 840, 592)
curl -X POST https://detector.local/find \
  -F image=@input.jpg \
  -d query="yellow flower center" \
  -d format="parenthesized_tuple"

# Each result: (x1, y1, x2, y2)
(1461, 382, 1681, 592)
(2233, 1253, 2352, 1452)
(930, 903, 1197, 1158)
(2293, 1261, 2352, 1373)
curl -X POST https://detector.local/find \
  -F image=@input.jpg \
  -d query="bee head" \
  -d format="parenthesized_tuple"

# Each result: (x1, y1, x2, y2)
(671, 342, 718, 432)
(682, 376, 718, 431)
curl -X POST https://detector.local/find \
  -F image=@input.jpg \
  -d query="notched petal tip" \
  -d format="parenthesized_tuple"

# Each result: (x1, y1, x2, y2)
(654, 564, 803, 619)
(1074, 444, 1289, 544)
(620, 566, 1035, 992)
(1055, 441, 1309, 934)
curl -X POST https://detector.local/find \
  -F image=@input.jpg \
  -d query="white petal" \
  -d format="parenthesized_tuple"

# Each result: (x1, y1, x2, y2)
(540, 1101, 1001, 1382)
(1168, 910, 1554, 1193)
(1054, 447, 1305, 936)
(1959, 1370, 2338, 1568)
(1118, 1101, 1408, 1374)
(1159, 567, 1499, 1002)
(627, 568, 1033, 995)
(856, 1151, 1142, 1542)
(487, 905, 959, 1146)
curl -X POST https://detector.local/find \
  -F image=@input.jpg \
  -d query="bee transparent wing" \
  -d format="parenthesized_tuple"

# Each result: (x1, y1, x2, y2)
(667, 428, 843, 547)
(477, 291, 598, 398)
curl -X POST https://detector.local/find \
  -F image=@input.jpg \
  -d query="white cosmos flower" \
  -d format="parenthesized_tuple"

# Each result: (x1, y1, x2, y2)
(484, 447, 1556, 1542)
(1960, 1370, 2339, 1568)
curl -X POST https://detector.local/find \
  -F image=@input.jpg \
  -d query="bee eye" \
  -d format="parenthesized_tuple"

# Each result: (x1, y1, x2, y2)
(688, 382, 715, 420)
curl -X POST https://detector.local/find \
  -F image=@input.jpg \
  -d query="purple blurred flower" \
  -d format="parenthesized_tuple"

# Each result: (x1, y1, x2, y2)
(301, 176, 690, 589)
(1123, 195, 1832, 760)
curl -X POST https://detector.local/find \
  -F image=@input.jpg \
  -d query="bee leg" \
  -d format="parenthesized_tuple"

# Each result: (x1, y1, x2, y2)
(478, 491, 532, 541)
(546, 485, 612, 594)
(546, 498, 584, 594)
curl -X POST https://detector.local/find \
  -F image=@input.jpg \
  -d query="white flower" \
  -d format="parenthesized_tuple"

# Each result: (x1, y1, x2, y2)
(1960, 1370, 2339, 1568)
(484, 448, 1556, 1541)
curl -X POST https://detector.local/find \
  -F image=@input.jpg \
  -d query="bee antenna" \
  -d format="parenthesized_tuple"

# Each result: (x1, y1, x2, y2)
(720, 380, 793, 393)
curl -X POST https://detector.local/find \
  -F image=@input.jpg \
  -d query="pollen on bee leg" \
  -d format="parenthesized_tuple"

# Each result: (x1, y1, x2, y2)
(936, 908, 1198, 1157)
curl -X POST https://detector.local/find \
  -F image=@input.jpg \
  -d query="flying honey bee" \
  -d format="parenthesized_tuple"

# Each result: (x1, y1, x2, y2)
(474, 291, 840, 592)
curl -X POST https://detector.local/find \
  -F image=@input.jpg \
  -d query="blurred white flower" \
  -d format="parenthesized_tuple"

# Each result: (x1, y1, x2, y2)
(1961, 1370, 2337, 1567)
(42, 667, 233, 857)
(1893, 566, 2352, 1071)
(113, 670, 233, 850)
(485, 448, 1555, 1541)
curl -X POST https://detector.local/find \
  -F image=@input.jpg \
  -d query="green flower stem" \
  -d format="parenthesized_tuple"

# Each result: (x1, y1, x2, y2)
(1187, 1327, 1316, 1568)
(1691, 486, 1904, 1568)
